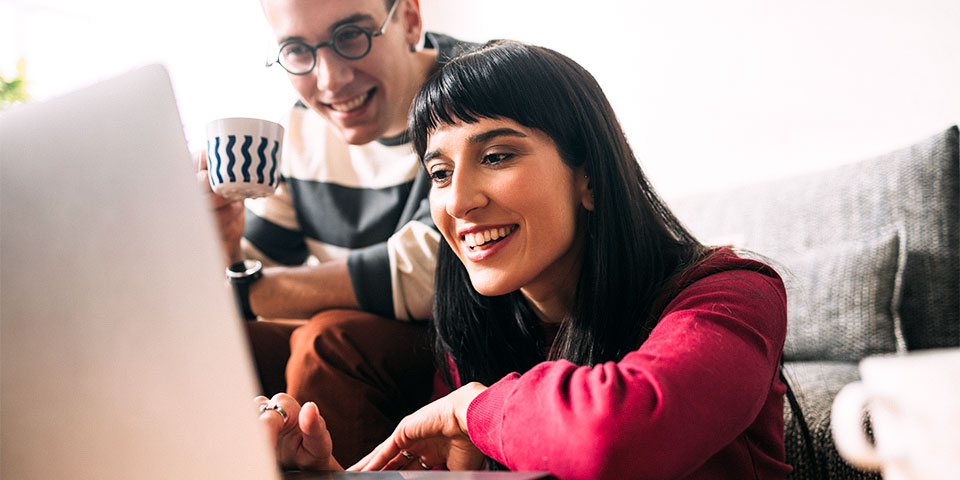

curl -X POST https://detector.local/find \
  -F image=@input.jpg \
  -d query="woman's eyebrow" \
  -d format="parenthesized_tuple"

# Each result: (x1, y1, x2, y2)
(423, 150, 444, 163)
(469, 128, 528, 144)
(423, 128, 528, 162)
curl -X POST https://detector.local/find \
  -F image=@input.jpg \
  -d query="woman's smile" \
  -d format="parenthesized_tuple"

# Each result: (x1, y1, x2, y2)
(459, 224, 519, 260)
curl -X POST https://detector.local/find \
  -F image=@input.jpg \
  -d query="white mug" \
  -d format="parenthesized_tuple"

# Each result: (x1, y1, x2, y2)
(831, 348, 960, 480)
(205, 117, 284, 200)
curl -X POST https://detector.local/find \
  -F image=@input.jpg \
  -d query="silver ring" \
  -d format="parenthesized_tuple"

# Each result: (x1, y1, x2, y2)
(400, 450, 415, 461)
(419, 458, 431, 470)
(259, 402, 288, 422)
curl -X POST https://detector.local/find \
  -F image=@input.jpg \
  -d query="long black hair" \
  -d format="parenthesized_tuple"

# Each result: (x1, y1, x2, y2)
(409, 40, 708, 388)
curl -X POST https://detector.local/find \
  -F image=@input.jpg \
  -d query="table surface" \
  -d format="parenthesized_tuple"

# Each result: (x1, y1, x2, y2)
(283, 471, 552, 480)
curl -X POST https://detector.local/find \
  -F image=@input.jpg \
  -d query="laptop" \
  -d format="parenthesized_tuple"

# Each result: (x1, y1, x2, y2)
(1, 64, 280, 479)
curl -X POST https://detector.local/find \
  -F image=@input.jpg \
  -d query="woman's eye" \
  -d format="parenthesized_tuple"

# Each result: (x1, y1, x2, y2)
(429, 169, 451, 184)
(482, 152, 513, 165)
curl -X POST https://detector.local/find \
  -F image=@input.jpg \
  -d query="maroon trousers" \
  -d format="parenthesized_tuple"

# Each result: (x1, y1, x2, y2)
(245, 310, 435, 466)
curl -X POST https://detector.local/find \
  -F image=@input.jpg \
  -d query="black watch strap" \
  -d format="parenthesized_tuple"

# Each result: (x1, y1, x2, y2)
(227, 260, 262, 321)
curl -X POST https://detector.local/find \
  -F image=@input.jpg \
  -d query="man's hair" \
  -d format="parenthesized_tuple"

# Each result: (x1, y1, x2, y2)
(409, 40, 708, 387)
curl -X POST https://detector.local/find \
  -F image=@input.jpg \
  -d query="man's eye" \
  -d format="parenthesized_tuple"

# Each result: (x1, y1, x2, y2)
(337, 29, 363, 41)
(282, 44, 310, 58)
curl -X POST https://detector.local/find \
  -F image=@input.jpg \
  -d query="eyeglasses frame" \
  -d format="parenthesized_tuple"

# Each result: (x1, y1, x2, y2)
(265, 0, 402, 75)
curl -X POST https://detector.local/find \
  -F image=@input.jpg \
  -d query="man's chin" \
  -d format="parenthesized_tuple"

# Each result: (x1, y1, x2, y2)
(336, 125, 381, 146)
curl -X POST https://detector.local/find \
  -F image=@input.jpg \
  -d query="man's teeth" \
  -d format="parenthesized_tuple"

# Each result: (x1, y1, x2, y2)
(464, 226, 514, 248)
(330, 91, 369, 112)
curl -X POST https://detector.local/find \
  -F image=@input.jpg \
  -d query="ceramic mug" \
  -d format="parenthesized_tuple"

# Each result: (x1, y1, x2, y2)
(205, 117, 284, 200)
(831, 348, 960, 480)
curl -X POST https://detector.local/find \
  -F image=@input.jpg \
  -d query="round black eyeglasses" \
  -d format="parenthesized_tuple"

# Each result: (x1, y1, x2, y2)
(267, 0, 400, 75)
(265, 0, 400, 75)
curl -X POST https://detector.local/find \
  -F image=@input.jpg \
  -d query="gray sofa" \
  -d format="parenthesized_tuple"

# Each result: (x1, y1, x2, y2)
(669, 126, 960, 478)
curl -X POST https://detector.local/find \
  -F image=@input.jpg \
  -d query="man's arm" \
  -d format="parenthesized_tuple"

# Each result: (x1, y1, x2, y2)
(248, 258, 359, 319)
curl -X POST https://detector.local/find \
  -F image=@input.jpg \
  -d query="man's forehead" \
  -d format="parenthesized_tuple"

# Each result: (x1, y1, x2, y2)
(262, 0, 387, 37)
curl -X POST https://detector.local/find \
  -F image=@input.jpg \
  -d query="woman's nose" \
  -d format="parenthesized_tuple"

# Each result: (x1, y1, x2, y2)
(445, 169, 487, 218)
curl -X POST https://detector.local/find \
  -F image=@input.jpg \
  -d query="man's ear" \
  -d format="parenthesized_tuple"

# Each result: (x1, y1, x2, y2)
(399, 0, 424, 48)
(577, 168, 595, 211)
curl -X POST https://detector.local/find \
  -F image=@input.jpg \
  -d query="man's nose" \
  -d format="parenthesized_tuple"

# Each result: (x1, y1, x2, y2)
(313, 49, 354, 92)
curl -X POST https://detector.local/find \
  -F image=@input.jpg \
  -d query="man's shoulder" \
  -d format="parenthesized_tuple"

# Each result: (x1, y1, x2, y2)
(424, 32, 483, 66)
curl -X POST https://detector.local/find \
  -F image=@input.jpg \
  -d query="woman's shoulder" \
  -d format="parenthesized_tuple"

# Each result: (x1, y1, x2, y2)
(655, 247, 787, 317)
(650, 247, 789, 350)
(684, 247, 782, 284)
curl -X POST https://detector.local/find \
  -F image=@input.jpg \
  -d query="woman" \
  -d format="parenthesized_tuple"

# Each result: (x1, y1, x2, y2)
(257, 40, 791, 479)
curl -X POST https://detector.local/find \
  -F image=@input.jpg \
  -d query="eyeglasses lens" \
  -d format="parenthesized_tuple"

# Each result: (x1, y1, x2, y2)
(279, 42, 315, 74)
(333, 26, 371, 59)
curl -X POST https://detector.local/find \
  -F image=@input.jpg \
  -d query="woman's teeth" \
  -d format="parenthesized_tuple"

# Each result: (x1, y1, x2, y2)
(464, 226, 515, 249)
(330, 91, 370, 112)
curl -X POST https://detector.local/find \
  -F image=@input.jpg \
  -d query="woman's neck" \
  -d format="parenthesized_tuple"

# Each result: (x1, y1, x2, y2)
(523, 290, 574, 324)
(520, 257, 581, 324)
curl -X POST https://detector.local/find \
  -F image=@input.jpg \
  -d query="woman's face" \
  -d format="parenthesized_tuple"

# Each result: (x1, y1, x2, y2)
(425, 117, 593, 302)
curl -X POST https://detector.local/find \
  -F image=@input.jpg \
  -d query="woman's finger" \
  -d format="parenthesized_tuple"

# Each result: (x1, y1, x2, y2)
(349, 438, 392, 471)
(256, 399, 287, 445)
(352, 435, 404, 471)
(416, 455, 435, 470)
(385, 449, 418, 471)
(297, 402, 333, 459)
(396, 449, 434, 471)
(347, 446, 378, 471)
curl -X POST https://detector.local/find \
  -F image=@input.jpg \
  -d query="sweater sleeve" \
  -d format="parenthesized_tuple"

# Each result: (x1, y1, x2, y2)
(465, 269, 787, 479)
(242, 178, 310, 266)
(347, 218, 439, 321)
(385, 219, 440, 320)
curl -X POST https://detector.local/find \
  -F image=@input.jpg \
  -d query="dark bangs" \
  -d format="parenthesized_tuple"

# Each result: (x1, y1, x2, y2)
(410, 40, 591, 168)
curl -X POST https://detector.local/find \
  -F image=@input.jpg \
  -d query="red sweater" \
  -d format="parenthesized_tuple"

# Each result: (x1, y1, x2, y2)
(465, 250, 791, 479)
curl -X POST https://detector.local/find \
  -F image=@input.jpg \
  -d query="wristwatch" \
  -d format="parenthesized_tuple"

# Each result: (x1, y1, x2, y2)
(226, 259, 262, 321)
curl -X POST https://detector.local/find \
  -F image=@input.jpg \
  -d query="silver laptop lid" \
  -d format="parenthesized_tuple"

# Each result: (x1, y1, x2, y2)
(1, 64, 279, 479)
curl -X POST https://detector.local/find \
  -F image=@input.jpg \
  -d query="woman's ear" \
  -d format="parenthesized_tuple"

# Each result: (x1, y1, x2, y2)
(576, 168, 595, 211)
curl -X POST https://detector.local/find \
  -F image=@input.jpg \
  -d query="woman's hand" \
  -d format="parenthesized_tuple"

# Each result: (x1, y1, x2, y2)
(255, 393, 343, 471)
(349, 382, 488, 472)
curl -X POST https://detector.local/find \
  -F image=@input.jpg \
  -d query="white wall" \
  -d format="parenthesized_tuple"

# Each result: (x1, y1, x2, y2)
(1, 0, 293, 149)
(421, 0, 960, 198)
(4, 0, 959, 198)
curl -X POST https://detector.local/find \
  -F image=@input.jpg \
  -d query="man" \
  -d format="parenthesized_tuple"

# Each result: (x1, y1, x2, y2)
(198, 0, 475, 466)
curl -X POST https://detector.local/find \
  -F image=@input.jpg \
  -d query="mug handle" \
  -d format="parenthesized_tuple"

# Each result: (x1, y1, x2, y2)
(831, 382, 887, 471)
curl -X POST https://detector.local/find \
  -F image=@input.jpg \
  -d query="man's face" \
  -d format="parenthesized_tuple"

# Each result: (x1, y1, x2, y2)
(262, 0, 421, 144)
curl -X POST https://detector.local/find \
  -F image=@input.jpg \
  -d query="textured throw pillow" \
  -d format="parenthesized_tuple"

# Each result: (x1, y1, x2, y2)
(780, 228, 906, 362)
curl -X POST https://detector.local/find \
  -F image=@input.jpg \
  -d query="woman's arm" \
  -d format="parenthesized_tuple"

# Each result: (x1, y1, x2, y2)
(467, 269, 788, 479)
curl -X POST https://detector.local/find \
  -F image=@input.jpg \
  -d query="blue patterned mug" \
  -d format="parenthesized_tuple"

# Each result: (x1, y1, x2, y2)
(205, 117, 284, 200)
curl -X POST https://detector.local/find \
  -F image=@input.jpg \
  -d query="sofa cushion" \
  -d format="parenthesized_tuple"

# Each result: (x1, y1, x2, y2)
(669, 126, 959, 354)
(782, 227, 906, 362)
(782, 361, 881, 480)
